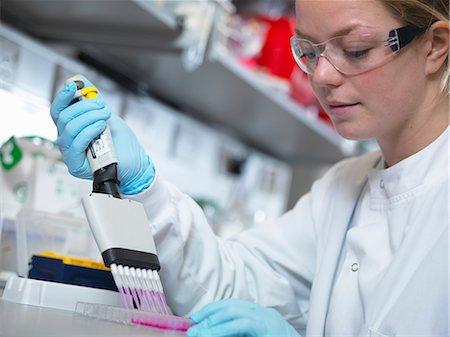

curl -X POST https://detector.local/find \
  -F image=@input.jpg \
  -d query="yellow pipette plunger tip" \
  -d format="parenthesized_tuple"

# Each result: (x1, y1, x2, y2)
(81, 87, 99, 99)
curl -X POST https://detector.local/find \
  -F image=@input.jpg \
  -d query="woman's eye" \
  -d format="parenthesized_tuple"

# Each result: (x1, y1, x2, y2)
(344, 49, 371, 58)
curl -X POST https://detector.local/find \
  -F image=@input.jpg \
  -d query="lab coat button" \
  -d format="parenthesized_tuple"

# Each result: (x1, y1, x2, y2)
(379, 180, 385, 188)
(351, 262, 359, 272)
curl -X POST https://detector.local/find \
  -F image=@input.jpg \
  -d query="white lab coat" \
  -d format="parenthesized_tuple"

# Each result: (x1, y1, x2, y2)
(132, 128, 448, 337)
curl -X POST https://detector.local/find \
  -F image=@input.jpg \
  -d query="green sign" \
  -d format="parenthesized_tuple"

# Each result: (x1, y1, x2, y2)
(1, 136, 23, 170)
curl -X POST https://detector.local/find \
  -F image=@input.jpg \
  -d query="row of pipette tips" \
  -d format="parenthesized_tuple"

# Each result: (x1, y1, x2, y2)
(111, 264, 171, 315)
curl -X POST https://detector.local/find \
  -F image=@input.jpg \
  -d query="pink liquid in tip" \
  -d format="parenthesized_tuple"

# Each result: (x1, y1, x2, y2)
(118, 288, 129, 309)
(156, 292, 169, 314)
(142, 290, 155, 312)
(122, 287, 134, 308)
(130, 288, 140, 308)
(135, 288, 147, 310)
(149, 291, 163, 313)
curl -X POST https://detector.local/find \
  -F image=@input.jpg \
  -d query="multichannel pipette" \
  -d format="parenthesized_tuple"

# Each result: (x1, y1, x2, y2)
(65, 76, 171, 315)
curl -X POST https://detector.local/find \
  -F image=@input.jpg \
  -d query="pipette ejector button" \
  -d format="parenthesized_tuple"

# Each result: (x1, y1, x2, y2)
(74, 80, 85, 90)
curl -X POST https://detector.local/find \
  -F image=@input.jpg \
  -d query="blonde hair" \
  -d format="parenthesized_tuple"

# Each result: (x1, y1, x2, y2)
(379, 0, 449, 95)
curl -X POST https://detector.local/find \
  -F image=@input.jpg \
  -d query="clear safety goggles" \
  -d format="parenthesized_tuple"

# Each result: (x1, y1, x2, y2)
(290, 25, 427, 76)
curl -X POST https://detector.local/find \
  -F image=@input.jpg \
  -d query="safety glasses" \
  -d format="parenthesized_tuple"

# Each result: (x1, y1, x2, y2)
(290, 25, 427, 76)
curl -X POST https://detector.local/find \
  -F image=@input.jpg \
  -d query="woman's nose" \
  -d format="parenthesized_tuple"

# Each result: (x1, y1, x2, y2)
(310, 54, 343, 87)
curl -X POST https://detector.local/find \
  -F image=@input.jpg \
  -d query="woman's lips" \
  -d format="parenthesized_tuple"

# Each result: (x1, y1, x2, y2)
(328, 103, 360, 117)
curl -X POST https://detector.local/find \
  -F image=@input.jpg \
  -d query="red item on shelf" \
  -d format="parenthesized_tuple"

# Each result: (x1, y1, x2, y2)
(318, 107, 333, 126)
(289, 66, 317, 106)
(289, 67, 334, 127)
(252, 15, 297, 79)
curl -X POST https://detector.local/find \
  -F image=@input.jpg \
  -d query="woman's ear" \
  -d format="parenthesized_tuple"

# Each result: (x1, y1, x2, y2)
(425, 20, 449, 76)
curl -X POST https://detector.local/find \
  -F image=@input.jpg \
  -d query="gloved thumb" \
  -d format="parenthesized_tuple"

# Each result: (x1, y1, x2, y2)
(66, 74, 99, 91)
(50, 81, 77, 123)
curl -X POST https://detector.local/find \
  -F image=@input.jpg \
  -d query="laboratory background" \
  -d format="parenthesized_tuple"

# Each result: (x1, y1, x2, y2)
(0, 0, 376, 335)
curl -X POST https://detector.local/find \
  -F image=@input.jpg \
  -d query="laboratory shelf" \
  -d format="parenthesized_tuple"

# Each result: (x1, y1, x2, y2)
(0, 0, 357, 164)
(0, 0, 182, 50)
(132, 0, 179, 30)
(209, 45, 358, 160)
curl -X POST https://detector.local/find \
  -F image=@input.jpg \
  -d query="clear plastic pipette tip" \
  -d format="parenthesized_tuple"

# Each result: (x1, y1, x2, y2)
(110, 263, 171, 315)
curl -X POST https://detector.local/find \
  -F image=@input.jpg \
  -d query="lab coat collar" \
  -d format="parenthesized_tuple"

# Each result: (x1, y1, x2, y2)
(367, 126, 449, 201)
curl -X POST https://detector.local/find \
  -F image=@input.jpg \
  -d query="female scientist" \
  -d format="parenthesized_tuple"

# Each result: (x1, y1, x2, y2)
(50, 0, 449, 336)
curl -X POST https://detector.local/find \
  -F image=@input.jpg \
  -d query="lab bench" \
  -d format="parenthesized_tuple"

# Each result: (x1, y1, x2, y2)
(0, 299, 184, 337)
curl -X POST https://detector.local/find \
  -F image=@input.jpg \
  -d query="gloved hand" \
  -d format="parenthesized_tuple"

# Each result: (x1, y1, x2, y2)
(50, 75, 155, 195)
(187, 299, 300, 337)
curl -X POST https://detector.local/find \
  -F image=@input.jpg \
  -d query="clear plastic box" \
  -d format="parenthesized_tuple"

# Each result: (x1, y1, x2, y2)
(2, 276, 122, 311)
(1, 208, 100, 276)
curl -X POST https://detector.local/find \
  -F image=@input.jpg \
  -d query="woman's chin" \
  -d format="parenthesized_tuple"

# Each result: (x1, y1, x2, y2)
(333, 123, 372, 141)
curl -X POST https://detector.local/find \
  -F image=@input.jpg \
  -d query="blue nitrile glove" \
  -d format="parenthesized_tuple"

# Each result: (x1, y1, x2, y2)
(187, 299, 300, 337)
(50, 75, 155, 195)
